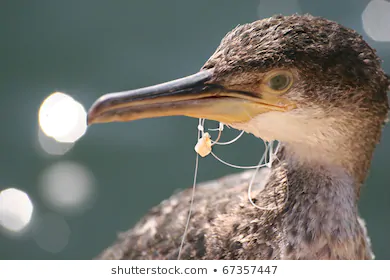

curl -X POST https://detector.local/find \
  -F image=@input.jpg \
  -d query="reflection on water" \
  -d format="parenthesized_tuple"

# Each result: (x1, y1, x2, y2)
(0, 188, 34, 233)
(362, 0, 390, 42)
(38, 161, 96, 215)
(32, 213, 70, 253)
(39, 92, 87, 144)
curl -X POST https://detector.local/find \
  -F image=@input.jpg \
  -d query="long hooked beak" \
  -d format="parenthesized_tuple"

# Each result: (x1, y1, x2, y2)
(87, 69, 292, 126)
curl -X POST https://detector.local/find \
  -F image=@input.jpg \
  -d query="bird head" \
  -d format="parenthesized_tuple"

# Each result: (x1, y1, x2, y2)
(87, 15, 389, 165)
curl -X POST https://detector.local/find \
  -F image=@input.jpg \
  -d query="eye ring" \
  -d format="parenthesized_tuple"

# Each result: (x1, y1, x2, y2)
(265, 71, 293, 93)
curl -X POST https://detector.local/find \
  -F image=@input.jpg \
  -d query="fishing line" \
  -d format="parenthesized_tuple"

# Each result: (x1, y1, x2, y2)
(211, 130, 245, 145)
(177, 119, 201, 260)
(201, 119, 288, 211)
(210, 148, 269, 169)
(178, 119, 288, 258)
(247, 140, 289, 211)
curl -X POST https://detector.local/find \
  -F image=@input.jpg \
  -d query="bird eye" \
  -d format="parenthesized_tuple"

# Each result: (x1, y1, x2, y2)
(268, 74, 291, 91)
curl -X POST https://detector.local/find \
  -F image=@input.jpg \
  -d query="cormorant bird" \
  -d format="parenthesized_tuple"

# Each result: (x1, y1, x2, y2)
(87, 15, 390, 259)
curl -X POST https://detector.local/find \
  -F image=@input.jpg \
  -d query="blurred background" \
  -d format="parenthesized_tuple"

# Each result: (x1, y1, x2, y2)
(0, 0, 389, 260)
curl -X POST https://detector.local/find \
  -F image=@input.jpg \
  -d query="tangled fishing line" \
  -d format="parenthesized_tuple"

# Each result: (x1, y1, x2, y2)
(177, 118, 289, 259)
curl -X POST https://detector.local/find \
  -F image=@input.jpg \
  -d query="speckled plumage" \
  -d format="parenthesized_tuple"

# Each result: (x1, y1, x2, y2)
(96, 14, 389, 260)
(97, 149, 374, 260)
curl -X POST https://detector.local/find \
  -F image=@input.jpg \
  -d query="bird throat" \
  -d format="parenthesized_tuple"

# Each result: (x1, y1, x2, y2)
(232, 109, 382, 189)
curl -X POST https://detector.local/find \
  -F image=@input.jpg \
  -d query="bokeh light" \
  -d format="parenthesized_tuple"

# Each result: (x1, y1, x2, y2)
(33, 213, 70, 253)
(38, 92, 87, 143)
(38, 161, 96, 215)
(0, 188, 34, 232)
(38, 128, 74, 156)
(362, 0, 390, 42)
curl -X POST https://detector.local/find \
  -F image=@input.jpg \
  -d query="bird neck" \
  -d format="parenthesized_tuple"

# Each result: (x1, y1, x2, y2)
(273, 143, 361, 204)
(270, 145, 369, 258)
(275, 143, 360, 201)
(280, 142, 373, 194)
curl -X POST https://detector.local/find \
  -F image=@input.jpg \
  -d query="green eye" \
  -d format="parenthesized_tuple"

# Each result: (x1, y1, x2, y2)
(268, 74, 291, 91)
